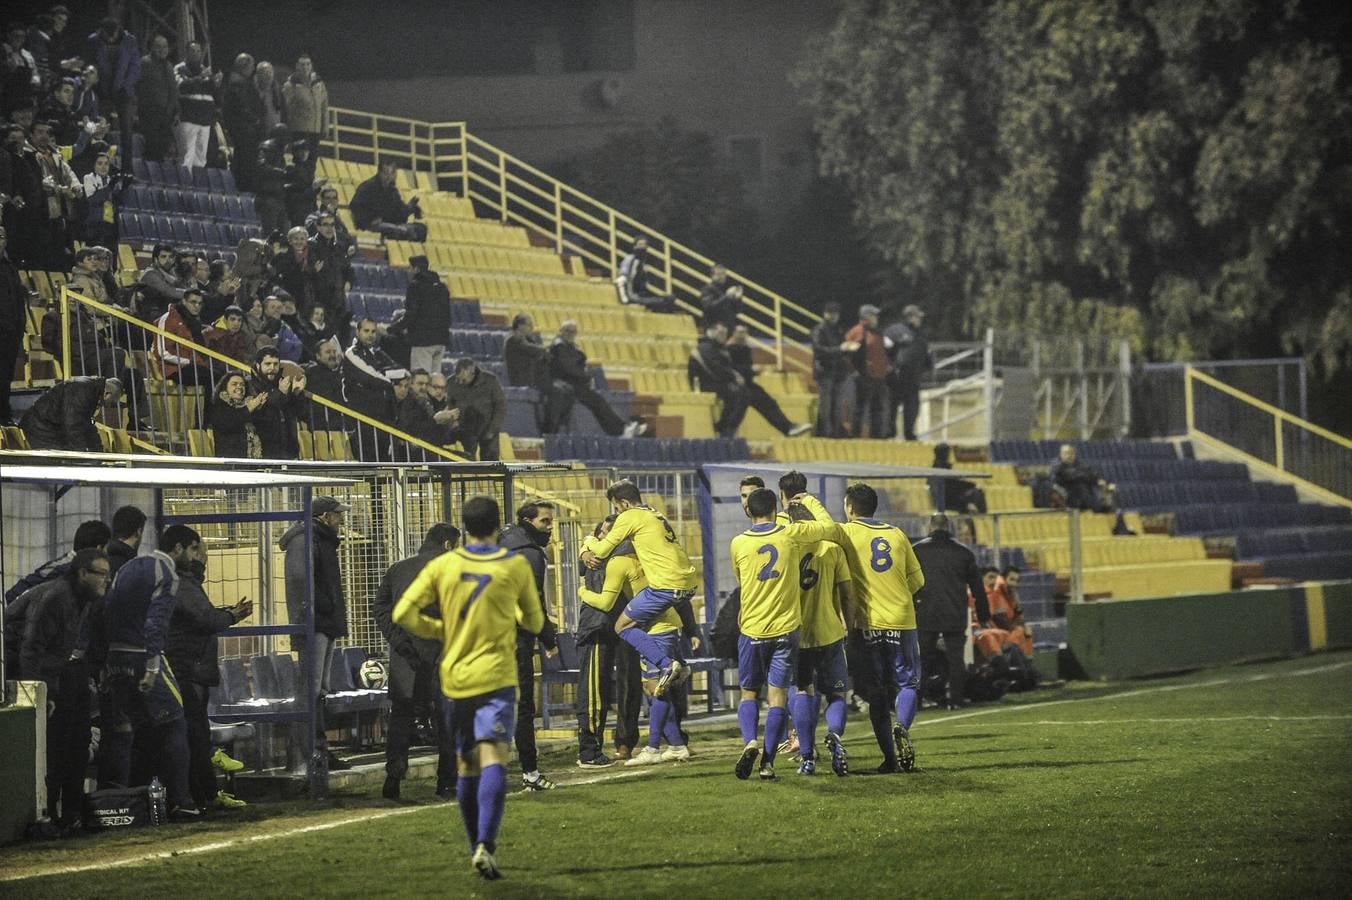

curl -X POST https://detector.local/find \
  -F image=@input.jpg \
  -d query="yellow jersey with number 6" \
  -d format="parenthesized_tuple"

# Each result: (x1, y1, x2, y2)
(731, 520, 836, 639)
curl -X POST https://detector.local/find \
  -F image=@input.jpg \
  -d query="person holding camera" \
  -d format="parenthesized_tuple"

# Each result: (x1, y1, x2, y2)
(82, 151, 128, 250)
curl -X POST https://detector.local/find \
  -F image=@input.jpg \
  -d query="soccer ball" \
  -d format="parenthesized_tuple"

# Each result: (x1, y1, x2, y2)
(358, 657, 388, 690)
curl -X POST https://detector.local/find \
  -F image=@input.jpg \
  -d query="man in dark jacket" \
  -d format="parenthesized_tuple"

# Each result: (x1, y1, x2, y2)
(281, 495, 351, 771)
(371, 522, 460, 800)
(20, 375, 120, 451)
(254, 126, 290, 237)
(165, 542, 251, 811)
(811, 302, 855, 438)
(343, 317, 397, 461)
(107, 504, 147, 574)
(498, 500, 561, 791)
(690, 322, 748, 438)
(307, 213, 352, 344)
(548, 320, 635, 438)
(87, 19, 140, 156)
(504, 313, 569, 433)
(220, 53, 261, 190)
(20, 547, 111, 829)
(136, 33, 178, 163)
(912, 514, 990, 709)
(349, 159, 425, 241)
(443, 358, 506, 461)
(1051, 443, 1116, 512)
(885, 304, 931, 441)
(302, 337, 348, 432)
(698, 264, 741, 333)
(400, 255, 449, 375)
(4, 519, 110, 611)
(725, 324, 811, 437)
(173, 40, 216, 168)
(0, 225, 27, 424)
(246, 347, 305, 459)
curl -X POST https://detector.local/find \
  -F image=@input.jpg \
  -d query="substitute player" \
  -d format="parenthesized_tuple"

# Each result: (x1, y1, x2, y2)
(393, 496, 544, 881)
(581, 480, 698, 697)
(799, 485, 925, 772)
(778, 471, 854, 777)
(731, 487, 839, 781)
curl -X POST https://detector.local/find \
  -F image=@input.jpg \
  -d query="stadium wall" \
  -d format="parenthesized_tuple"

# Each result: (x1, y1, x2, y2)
(1066, 581, 1352, 680)
(0, 681, 45, 845)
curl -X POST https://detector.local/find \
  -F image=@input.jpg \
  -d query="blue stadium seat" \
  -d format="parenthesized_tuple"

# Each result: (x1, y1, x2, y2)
(144, 159, 165, 184)
(118, 211, 142, 241)
(238, 194, 257, 223)
(131, 157, 150, 181)
(223, 195, 244, 221)
(191, 166, 211, 191)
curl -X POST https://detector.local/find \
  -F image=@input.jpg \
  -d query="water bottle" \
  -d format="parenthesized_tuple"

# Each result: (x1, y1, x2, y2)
(148, 776, 167, 825)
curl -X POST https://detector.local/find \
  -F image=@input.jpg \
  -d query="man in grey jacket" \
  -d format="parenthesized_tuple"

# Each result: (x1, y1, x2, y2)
(443, 357, 506, 461)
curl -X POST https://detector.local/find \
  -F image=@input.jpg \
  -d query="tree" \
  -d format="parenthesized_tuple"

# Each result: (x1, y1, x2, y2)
(795, 0, 1352, 378)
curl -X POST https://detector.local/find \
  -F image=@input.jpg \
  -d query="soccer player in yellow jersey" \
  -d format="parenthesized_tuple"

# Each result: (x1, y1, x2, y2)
(393, 496, 544, 881)
(729, 487, 839, 781)
(581, 480, 699, 698)
(799, 483, 926, 773)
(778, 471, 854, 777)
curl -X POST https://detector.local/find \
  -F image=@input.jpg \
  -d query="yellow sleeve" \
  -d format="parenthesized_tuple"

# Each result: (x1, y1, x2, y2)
(393, 562, 444, 641)
(786, 520, 834, 547)
(515, 557, 545, 634)
(589, 508, 640, 560)
(599, 556, 635, 609)
(799, 495, 847, 545)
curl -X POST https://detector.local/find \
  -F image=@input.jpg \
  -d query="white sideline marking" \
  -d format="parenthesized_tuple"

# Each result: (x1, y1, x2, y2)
(956, 714, 1352, 727)
(6, 657, 1350, 883)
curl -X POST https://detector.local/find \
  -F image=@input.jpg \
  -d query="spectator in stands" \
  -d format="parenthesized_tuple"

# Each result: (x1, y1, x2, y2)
(885, 304, 931, 441)
(913, 513, 990, 709)
(30, 119, 81, 270)
(20, 546, 111, 831)
(845, 303, 890, 439)
(247, 346, 305, 459)
(253, 61, 285, 134)
(203, 259, 242, 323)
(2, 21, 41, 117)
(100, 524, 203, 819)
(280, 495, 351, 771)
(38, 77, 82, 147)
(811, 302, 855, 438)
(504, 313, 567, 433)
(699, 264, 741, 333)
(296, 303, 336, 358)
(272, 226, 311, 305)
(725, 324, 811, 436)
(107, 505, 146, 574)
(0, 224, 27, 424)
(283, 139, 316, 226)
(307, 212, 352, 342)
(237, 294, 275, 362)
(255, 125, 290, 237)
(372, 522, 460, 799)
(173, 40, 218, 169)
(931, 442, 986, 514)
(616, 237, 675, 311)
(46, 253, 119, 377)
(690, 321, 748, 439)
(37, 8, 81, 89)
(135, 33, 178, 163)
(443, 357, 506, 460)
(549, 320, 644, 438)
(4, 122, 44, 266)
(72, 64, 100, 126)
(138, 242, 186, 322)
(165, 540, 252, 812)
(1051, 443, 1116, 512)
(305, 183, 355, 256)
(87, 18, 139, 155)
(349, 158, 426, 242)
(427, 372, 449, 410)
(4, 520, 110, 618)
(157, 287, 213, 388)
(25, 13, 58, 92)
(260, 293, 303, 362)
(499, 500, 561, 790)
(344, 316, 397, 460)
(397, 254, 449, 376)
(303, 337, 346, 431)
(82, 151, 126, 251)
(221, 52, 260, 190)
(282, 54, 326, 153)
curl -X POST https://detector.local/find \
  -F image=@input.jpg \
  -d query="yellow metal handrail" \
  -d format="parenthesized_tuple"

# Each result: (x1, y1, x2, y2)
(323, 106, 820, 373)
(1184, 366, 1351, 507)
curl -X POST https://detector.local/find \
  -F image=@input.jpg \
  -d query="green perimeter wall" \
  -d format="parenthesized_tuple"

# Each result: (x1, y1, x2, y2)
(0, 689, 39, 845)
(1067, 581, 1352, 680)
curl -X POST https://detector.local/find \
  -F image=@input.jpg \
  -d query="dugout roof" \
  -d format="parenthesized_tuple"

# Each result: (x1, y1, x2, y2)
(702, 461, 991, 480)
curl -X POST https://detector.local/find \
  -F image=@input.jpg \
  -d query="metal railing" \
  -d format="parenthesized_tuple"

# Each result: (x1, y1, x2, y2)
(322, 107, 818, 373)
(1185, 366, 1351, 507)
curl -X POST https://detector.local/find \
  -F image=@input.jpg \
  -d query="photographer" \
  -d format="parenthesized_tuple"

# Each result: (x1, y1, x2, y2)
(82, 151, 130, 250)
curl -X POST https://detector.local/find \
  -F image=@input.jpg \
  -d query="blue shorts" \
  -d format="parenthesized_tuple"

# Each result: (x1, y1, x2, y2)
(623, 586, 696, 627)
(796, 639, 849, 695)
(442, 686, 517, 757)
(863, 629, 921, 697)
(738, 629, 799, 690)
(640, 631, 681, 681)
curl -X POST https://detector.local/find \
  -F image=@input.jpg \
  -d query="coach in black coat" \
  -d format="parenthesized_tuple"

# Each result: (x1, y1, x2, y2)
(20, 375, 118, 451)
(371, 524, 459, 797)
(913, 513, 990, 708)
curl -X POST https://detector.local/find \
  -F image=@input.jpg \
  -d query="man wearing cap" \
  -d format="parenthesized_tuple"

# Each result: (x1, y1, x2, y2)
(401, 255, 450, 377)
(912, 514, 991, 709)
(443, 358, 506, 460)
(845, 304, 891, 439)
(280, 494, 352, 770)
(20, 374, 121, 451)
(886, 304, 932, 441)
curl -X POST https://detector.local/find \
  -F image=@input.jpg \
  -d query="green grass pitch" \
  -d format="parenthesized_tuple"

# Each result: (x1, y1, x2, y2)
(4, 651, 1351, 898)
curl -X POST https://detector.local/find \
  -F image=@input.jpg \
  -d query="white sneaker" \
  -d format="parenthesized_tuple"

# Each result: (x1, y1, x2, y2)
(624, 746, 665, 766)
(788, 423, 812, 437)
(660, 745, 691, 762)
